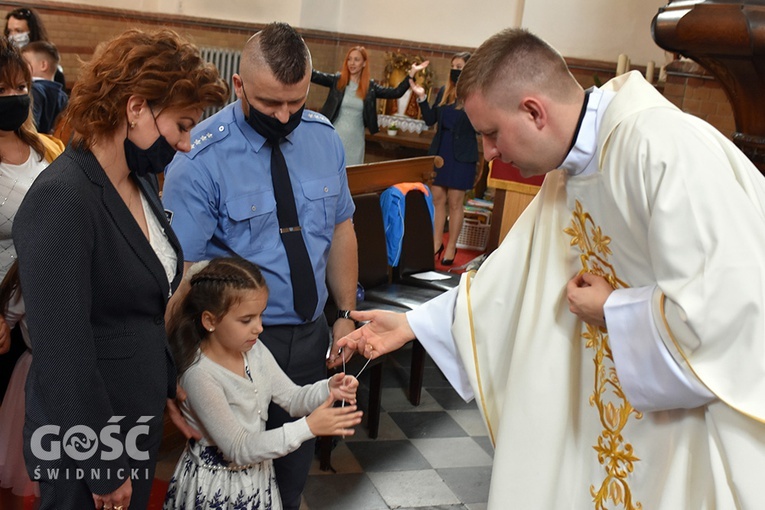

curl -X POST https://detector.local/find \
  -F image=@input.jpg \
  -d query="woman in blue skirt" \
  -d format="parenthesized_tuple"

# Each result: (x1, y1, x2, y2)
(412, 52, 478, 265)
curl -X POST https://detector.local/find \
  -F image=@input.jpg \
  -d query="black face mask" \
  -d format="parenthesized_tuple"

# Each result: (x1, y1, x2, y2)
(242, 86, 304, 142)
(123, 110, 177, 177)
(450, 68, 462, 84)
(0, 94, 30, 132)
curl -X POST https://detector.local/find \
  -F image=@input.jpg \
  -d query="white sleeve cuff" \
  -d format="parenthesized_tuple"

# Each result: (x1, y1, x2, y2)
(605, 285, 715, 412)
(406, 288, 474, 401)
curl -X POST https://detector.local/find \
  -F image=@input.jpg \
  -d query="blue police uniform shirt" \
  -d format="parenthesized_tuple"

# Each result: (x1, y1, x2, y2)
(162, 101, 355, 326)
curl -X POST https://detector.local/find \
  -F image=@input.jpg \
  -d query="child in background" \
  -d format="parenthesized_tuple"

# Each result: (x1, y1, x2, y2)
(20, 41, 68, 134)
(164, 257, 362, 510)
(0, 262, 37, 510)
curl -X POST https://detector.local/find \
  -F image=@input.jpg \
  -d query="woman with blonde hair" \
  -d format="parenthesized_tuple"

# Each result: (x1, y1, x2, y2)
(312, 46, 429, 165)
(13, 28, 228, 510)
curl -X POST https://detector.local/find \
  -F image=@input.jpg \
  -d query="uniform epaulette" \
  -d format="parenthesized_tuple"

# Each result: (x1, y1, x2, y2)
(187, 122, 231, 159)
(302, 110, 333, 127)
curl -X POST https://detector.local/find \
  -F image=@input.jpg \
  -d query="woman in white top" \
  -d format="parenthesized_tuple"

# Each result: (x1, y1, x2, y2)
(164, 257, 361, 510)
(0, 37, 62, 279)
(0, 39, 62, 510)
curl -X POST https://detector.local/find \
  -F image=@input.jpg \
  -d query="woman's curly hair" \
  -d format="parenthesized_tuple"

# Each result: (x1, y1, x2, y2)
(64, 29, 230, 149)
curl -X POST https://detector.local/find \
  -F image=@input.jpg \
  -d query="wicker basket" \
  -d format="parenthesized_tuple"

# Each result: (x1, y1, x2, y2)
(456, 213, 491, 251)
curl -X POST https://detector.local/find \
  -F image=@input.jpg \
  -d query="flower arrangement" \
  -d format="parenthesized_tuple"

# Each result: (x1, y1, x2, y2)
(387, 122, 399, 136)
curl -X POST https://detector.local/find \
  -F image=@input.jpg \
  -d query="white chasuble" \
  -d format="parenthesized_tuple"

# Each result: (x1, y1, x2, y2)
(452, 72, 765, 509)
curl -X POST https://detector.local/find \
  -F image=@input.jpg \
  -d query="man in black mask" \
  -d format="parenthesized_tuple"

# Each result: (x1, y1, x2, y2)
(162, 22, 359, 510)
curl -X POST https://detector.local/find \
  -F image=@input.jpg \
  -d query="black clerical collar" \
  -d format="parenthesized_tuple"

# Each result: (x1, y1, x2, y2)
(567, 90, 591, 154)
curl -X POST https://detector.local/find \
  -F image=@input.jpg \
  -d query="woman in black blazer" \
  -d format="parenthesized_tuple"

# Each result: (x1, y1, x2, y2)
(413, 52, 478, 265)
(12, 29, 228, 510)
(311, 46, 429, 165)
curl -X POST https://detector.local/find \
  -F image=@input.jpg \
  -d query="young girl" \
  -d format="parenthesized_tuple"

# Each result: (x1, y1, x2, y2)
(164, 257, 362, 510)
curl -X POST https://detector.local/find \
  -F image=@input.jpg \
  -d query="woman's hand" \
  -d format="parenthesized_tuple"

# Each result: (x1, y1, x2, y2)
(92, 477, 131, 510)
(409, 78, 427, 102)
(409, 60, 430, 78)
(166, 384, 202, 440)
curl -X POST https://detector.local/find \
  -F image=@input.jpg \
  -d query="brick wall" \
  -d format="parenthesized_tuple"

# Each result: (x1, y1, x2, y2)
(661, 59, 735, 138)
(2, 0, 736, 139)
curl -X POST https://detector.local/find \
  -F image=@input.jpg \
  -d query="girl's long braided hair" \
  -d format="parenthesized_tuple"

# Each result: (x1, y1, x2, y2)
(168, 257, 268, 375)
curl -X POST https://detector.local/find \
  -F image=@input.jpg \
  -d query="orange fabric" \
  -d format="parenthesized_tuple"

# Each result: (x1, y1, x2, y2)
(392, 181, 431, 197)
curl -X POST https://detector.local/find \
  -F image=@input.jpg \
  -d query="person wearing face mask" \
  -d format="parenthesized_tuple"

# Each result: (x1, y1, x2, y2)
(162, 22, 359, 510)
(0, 37, 63, 510)
(12, 29, 228, 510)
(411, 52, 479, 265)
(4, 7, 65, 88)
(311, 46, 429, 165)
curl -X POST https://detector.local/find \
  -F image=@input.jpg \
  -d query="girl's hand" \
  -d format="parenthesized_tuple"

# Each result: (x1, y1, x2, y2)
(329, 373, 358, 405)
(306, 395, 363, 437)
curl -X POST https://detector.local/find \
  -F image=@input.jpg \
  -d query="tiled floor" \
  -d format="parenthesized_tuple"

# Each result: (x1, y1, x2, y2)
(154, 345, 493, 510)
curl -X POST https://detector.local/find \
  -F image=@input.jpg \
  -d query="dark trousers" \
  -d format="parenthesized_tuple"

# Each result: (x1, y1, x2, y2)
(259, 317, 330, 510)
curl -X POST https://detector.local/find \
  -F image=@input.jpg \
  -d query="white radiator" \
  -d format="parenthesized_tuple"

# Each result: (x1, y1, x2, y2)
(200, 46, 241, 118)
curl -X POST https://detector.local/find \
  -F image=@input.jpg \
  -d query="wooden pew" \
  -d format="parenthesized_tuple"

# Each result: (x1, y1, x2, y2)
(346, 156, 436, 194)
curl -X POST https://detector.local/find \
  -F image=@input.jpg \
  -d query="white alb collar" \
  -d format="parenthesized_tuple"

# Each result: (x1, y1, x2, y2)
(559, 87, 615, 177)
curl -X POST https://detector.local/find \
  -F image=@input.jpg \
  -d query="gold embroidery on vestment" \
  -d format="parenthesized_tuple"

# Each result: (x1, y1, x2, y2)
(565, 200, 643, 510)
(464, 269, 496, 446)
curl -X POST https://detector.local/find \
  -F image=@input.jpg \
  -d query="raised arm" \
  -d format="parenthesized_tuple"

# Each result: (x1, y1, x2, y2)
(311, 69, 338, 88)
(373, 60, 430, 99)
(414, 84, 442, 126)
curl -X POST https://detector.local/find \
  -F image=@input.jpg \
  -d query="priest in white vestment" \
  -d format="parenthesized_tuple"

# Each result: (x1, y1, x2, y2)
(339, 28, 765, 510)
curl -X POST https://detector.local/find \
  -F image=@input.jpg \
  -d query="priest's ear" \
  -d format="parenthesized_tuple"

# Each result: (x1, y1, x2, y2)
(520, 97, 547, 130)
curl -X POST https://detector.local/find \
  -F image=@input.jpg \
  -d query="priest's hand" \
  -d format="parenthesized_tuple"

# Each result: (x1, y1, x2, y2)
(566, 272, 613, 327)
(337, 310, 415, 359)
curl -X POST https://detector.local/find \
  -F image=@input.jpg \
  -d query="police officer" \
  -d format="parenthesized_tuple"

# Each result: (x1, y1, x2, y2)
(162, 22, 359, 510)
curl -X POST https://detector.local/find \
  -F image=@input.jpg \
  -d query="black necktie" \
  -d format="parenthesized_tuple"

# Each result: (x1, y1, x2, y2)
(268, 140, 318, 321)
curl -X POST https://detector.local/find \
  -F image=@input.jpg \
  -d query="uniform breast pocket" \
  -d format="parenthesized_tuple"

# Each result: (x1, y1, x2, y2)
(225, 191, 279, 255)
(300, 176, 341, 233)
